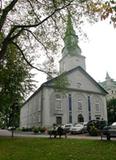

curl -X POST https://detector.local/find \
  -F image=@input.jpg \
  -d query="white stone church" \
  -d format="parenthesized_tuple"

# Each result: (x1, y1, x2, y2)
(20, 16, 108, 128)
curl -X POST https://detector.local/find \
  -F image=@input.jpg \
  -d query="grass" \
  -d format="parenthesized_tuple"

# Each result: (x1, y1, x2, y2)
(0, 137, 116, 160)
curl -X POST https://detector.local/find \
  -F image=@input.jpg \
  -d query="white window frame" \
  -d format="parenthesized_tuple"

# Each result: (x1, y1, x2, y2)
(95, 103, 100, 112)
(55, 94, 62, 111)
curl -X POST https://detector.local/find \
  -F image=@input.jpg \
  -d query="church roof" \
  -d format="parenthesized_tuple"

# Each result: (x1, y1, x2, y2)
(43, 66, 108, 95)
(62, 14, 81, 56)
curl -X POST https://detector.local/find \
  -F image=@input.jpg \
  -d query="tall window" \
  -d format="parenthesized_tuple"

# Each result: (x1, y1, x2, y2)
(95, 103, 100, 112)
(88, 96, 91, 120)
(55, 94, 62, 111)
(88, 96, 91, 112)
(69, 112, 72, 123)
(78, 99, 82, 111)
(68, 94, 72, 111)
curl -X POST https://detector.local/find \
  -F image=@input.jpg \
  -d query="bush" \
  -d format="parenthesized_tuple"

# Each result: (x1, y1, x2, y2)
(87, 120, 107, 136)
(32, 127, 40, 134)
(21, 127, 32, 132)
(40, 127, 47, 133)
(21, 126, 47, 134)
(16, 128, 21, 131)
(89, 125, 98, 136)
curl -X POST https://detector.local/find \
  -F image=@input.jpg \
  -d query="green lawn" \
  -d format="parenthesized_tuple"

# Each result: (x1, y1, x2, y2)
(0, 137, 116, 160)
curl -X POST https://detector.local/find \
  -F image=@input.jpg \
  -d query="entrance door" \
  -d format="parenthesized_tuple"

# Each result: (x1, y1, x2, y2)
(78, 114, 84, 123)
(56, 117, 62, 125)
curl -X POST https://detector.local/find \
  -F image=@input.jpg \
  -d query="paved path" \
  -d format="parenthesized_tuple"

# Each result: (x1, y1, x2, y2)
(1, 129, 116, 141)
(0, 129, 105, 140)
(0, 129, 11, 136)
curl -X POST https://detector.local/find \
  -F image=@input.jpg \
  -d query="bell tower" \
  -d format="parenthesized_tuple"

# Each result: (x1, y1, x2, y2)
(59, 14, 86, 73)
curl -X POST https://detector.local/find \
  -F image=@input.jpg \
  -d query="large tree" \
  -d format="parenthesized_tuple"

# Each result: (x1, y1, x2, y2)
(0, 0, 101, 129)
(0, 38, 34, 128)
(0, 0, 99, 75)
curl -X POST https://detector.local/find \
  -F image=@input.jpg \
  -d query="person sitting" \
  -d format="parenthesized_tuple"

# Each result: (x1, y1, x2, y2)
(57, 125, 64, 138)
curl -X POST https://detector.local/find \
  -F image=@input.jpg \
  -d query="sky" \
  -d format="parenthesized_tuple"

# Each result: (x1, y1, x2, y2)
(34, 20, 116, 87)
(80, 20, 116, 83)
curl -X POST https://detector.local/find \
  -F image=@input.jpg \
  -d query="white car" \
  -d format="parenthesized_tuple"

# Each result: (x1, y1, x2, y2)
(64, 124, 73, 132)
(111, 122, 116, 126)
(70, 123, 86, 134)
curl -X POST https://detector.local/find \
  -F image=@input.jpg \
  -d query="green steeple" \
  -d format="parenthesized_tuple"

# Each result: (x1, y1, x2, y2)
(62, 14, 81, 56)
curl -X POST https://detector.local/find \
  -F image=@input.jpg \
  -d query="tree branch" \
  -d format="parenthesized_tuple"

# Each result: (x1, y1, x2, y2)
(14, 0, 74, 28)
(0, 26, 21, 61)
(0, 0, 18, 31)
(26, 0, 40, 22)
(0, 0, 74, 61)
(11, 41, 50, 75)
(23, 28, 51, 60)
(10, 28, 24, 41)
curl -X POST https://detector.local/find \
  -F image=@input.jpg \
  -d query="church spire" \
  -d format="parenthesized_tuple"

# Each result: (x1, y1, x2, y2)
(62, 14, 81, 56)
(106, 72, 111, 80)
(59, 13, 86, 73)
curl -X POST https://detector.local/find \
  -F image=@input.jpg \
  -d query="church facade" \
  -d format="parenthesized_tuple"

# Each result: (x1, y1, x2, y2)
(20, 15, 108, 128)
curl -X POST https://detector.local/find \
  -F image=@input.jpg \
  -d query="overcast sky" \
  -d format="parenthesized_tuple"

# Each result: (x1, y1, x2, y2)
(34, 20, 116, 87)
(80, 20, 116, 83)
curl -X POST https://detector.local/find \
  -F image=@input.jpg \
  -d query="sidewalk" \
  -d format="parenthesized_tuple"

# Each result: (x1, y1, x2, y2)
(0, 129, 115, 140)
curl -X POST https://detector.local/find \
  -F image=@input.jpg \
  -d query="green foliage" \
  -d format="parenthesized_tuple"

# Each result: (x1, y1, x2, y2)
(0, 40, 34, 128)
(53, 74, 70, 92)
(107, 98, 116, 124)
(87, 120, 107, 136)
(89, 125, 98, 136)
(88, 0, 116, 27)
(32, 127, 40, 134)
(40, 127, 47, 133)
(21, 127, 32, 132)
(32, 127, 47, 134)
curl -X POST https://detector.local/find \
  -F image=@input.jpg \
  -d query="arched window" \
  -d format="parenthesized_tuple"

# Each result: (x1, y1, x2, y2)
(78, 114, 84, 123)
(93, 96, 102, 113)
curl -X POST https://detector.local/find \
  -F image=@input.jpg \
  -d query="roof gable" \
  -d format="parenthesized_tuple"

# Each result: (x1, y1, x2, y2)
(44, 66, 108, 95)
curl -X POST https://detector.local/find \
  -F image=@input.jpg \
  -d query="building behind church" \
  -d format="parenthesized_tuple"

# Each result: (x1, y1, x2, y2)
(20, 15, 108, 129)
(100, 73, 116, 100)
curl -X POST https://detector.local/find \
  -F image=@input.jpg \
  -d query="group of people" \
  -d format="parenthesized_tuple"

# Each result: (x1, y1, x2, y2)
(48, 124, 67, 138)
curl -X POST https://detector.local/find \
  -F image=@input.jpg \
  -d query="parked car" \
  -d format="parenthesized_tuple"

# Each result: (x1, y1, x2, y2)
(111, 122, 116, 126)
(64, 124, 73, 132)
(8, 126, 16, 131)
(70, 123, 87, 134)
(82, 122, 88, 132)
(102, 122, 116, 137)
